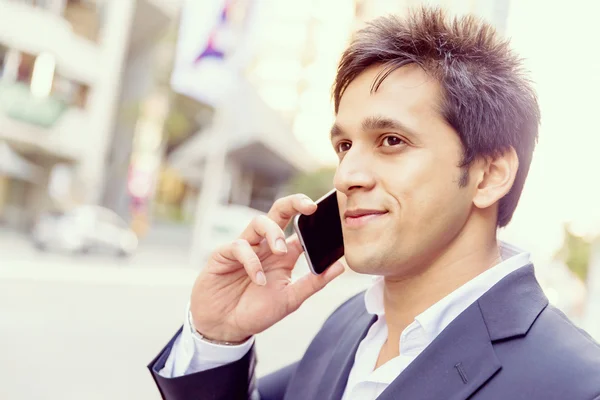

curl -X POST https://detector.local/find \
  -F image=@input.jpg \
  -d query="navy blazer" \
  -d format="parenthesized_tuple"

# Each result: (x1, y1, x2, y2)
(149, 265, 600, 399)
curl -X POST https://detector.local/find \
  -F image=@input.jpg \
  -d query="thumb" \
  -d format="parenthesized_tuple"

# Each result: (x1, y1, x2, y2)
(285, 261, 346, 312)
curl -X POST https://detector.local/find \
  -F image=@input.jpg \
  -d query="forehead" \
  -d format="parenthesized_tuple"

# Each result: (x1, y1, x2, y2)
(335, 64, 444, 130)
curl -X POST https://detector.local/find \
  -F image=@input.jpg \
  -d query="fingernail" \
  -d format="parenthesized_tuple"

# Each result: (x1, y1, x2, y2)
(302, 198, 315, 207)
(275, 238, 287, 253)
(256, 271, 267, 286)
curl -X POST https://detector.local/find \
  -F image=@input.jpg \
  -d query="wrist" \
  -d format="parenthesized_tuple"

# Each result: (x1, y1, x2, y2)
(188, 312, 250, 346)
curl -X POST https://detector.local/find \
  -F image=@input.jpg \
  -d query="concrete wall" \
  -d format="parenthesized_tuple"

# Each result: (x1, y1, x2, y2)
(75, 0, 137, 205)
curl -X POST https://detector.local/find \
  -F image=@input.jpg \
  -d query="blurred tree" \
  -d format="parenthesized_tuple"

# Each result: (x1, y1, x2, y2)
(164, 108, 191, 143)
(554, 225, 593, 283)
(285, 167, 336, 200)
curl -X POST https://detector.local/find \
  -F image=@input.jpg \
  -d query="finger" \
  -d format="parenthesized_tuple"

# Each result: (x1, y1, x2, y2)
(285, 234, 303, 256)
(219, 239, 267, 286)
(276, 234, 304, 269)
(285, 261, 346, 312)
(240, 215, 287, 254)
(258, 235, 305, 272)
(267, 194, 317, 230)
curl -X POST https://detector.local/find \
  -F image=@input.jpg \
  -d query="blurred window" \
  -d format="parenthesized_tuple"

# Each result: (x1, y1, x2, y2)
(16, 53, 36, 85)
(8, 50, 90, 108)
(0, 46, 8, 79)
(8, 1, 105, 42)
(63, 0, 104, 43)
(52, 74, 89, 108)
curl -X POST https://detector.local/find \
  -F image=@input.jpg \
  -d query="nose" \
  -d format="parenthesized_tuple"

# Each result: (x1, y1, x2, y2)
(333, 147, 376, 195)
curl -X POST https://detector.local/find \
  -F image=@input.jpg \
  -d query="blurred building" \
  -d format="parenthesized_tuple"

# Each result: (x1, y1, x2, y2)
(0, 0, 320, 241)
(143, 0, 317, 233)
(0, 0, 515, 235)
(0, 0, 177, 231)
(247, 0, 355, 165)
(145, 0, 515, 233)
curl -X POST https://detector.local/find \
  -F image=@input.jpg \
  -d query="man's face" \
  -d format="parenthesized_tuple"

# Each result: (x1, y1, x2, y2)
(332, 64, 475, 276)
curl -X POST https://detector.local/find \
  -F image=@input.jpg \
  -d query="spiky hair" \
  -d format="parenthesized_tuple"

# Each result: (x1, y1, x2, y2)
(333, 7, 540, 227)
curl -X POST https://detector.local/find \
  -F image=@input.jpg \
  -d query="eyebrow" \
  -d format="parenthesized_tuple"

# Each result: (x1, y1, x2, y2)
(330, 115, 418, 140)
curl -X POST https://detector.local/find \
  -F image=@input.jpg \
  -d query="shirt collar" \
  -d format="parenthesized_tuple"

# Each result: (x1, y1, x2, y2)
(364, 275, 385, 316)
(363, 241, 531, 339)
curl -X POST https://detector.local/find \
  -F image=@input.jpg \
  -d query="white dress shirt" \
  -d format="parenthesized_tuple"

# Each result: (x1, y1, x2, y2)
(160, 242, 530, 400)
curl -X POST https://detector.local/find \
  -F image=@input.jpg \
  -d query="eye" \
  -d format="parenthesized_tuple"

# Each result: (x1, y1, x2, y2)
(381, 135, 405, 147)
(335, 141, 352, 153)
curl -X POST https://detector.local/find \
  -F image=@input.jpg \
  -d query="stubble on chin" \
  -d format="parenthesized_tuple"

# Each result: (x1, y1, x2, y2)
(344, 248, 389, 276)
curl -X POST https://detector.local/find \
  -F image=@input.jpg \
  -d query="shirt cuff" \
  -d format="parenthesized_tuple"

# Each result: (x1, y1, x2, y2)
(185, 303, 255, 370)
(158, 302, 254, 377)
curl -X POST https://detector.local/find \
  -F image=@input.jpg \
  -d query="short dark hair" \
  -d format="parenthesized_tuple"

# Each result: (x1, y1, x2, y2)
(333, 7, 540, 227)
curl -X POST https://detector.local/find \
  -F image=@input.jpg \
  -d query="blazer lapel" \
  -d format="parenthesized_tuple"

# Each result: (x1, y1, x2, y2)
(317, 309, 377, 400)
(377, 265, 548, 400)
(377, 302, 500, 400)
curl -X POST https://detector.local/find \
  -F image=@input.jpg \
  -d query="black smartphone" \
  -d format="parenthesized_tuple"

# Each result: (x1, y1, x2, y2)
(293, 189, 344, 275)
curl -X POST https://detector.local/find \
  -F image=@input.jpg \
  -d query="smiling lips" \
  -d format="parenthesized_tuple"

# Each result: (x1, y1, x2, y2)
(343, 209, 388, 228)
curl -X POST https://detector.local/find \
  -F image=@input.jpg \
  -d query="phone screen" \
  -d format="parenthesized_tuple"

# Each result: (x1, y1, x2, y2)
(294, 190, 344, 274)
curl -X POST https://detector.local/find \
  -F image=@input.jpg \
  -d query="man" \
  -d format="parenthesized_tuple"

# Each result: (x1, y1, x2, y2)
(149, 8, 600, 400)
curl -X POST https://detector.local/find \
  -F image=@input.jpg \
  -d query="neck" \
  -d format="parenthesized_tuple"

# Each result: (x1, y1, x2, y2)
(382, 220, 502, 351)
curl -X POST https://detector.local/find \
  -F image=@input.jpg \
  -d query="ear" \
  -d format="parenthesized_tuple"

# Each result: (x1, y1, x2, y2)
(472, 147, 519, 209)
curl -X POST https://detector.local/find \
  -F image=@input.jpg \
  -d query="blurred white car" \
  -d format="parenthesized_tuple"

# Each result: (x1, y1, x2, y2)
(31, 206, 139, 257)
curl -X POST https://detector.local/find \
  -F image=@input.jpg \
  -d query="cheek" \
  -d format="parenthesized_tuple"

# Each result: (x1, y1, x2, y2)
(380, 151, 439, 201)
(382, 151, 465, 220)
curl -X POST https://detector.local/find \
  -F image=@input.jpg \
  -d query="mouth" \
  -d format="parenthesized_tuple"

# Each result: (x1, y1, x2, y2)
(343, 209, 388, 228)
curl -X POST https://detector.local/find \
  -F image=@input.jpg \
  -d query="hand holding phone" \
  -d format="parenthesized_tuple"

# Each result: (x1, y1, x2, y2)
(189, 193, 345, 344)
(294, 189, 345, 275)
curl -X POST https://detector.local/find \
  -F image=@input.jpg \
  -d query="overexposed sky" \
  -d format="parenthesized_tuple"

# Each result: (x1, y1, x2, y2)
(500, 0, 600, 263)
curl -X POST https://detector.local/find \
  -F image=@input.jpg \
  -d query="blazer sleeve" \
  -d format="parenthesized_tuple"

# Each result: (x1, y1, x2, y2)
(147, 329, 299, 400)
(148, 328, 257, 400)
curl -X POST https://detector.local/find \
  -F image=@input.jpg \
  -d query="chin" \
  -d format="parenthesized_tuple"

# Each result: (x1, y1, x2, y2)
(344, 245, 418, 278)
(344, 250, 385, 275)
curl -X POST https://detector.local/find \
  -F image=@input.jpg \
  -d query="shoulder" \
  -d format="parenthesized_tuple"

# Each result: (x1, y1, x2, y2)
(533, 304, 600, 359)
(496, 304, 600, 396)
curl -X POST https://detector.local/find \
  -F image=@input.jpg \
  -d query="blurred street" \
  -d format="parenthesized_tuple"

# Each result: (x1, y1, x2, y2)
(0, 231, 372, 400)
